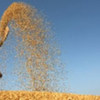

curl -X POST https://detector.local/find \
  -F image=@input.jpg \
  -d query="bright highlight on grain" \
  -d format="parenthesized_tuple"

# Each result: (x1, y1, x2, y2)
(0, 2, 66, 91)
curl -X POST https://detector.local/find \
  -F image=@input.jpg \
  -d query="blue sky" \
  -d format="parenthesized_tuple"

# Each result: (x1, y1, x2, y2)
(0, 0, 100, 95)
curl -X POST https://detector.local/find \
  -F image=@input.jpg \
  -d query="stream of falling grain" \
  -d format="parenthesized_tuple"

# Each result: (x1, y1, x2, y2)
(0, 2, 67, 92)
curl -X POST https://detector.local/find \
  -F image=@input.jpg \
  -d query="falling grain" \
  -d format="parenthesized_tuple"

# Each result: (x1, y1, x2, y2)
(0, 2, 67, 92)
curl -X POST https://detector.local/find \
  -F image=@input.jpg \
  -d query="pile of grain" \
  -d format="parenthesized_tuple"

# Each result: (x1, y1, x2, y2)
(0, 91, 100, 100)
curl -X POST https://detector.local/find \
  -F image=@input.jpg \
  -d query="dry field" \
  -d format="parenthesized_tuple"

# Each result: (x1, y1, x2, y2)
(0, 91, 100, 100)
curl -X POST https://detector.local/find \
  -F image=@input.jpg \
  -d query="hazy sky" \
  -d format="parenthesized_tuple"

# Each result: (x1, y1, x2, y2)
(0, 0, 100, 95)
